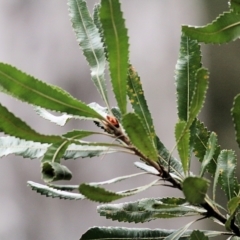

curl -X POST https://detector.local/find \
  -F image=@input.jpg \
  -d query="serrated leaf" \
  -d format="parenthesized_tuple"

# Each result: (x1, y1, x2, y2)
(230, 0, 240, 13)
(165, 221, 194, 240)
(34, 107, 72, 126)
(62, 130, 100, 140)
(127, 65, 156, 147)
(79, 179, 158, 203)
(41, 140, 70, 163)
(200, 132, 218, 177)
(194, 120, 220, 175)
(68, 0, 109, 109)
(122, 113, 158, 161)
(183, 176, 209, 204)
(0, 103, 61, 144)
(93, 4, 109, 60)
(214, 150, 238, 201)
(232, 94, 240, 148)
(98, 197, 204, 223)
(182, 11, 240, 44)
(99, 0, 129, 114)
(175, 121, 190, 175)
(187, 68, 209, 127)
(47, 183, 79, 192)
(0, 63, 103, 120)
(190, 230, 209, 240)
(175, 34, 202, 121)
(41, 162, 72, 183)
(0, 137, 119, 159)
(28, 181, 84, 200)
(80, 227, 224, 240)
(156, 136, 184, 179)
(225, 197, 240, 231)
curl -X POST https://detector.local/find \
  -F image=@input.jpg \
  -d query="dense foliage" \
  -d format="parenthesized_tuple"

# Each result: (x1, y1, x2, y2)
(1, 0, 240, 239)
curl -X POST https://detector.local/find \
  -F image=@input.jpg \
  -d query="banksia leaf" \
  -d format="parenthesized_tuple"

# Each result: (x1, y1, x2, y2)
(99, 0, 129, 114)
(68, 0, 109, 109)
(122, 113, 158, 161)
(127, 65, 156, 147)
(182, 11, 240, 44)
(0, 63, 103, 120)
(175, 34, 202, 121)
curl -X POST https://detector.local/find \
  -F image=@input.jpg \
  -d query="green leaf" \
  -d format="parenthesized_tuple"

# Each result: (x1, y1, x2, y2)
(200, 132, 218, 177)
(232, 94, 240, 148)
(0, 103, 61, 144)
(80, 227, 227, 240)
(230, 0, 240, 13)
(28, 181, 84, 200)
(122, 113, 158, 161)
(41, 162, 72, 183)
(41, 140, 70, 163)
(175, 34, 202, 121)
(62, 130, 100, 140)
(127, 65, 156, 147)
(182, 11, 240, 44)
(187, 68, 209, 127)
(0, 63, 103, 120)
(190, 230, 209, 240)
(225, 197, 240, 231)
(193, 120, 220, 175)
(93, 4, 109, 60)
(68, 0, 109, 109)
(165, 221, 195, 240)
(214, 150, 238, 201)
(182, 176, 209, 204)
(156, 136, 184, 179)
(175, 121, 190, 175)
(0, 137, 119, 159)
(79, 179, 158, 203)
(99, 0, 129, 114)
(98, 197, 204, 223)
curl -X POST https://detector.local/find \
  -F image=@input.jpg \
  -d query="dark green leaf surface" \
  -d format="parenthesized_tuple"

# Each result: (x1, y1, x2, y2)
(175, 34, 202, 121)
(183, 176, 209, 204)
(215, 150, 238, 201)
(28, 181, 84, 200)
(41, 162, 72, 183)
(175, 121, 190, 175)
(122, 113, 158, 161)
(225, 197, 240, 231)
(62, 130, 99, 140)
(232, 94, 240, 148)
(0, 63, 102, 120)
(187, 68, 209, 128)
(99, 0, 129, 114)
(0, 103, 61, 144)
(98, 198, 202, 223)
(193, 121, 219, 175)
(190, 230, 208, 240)
(68, 0, 109, 108)
(127, 65, 156, 147)
(79, 183, 125, 203)
(156, 136, 184, 178)
(230, 0, 240, 13)
(80, 227, 226, 240)
(182, 11, 240, 44)
(200, 132, 218, 177)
